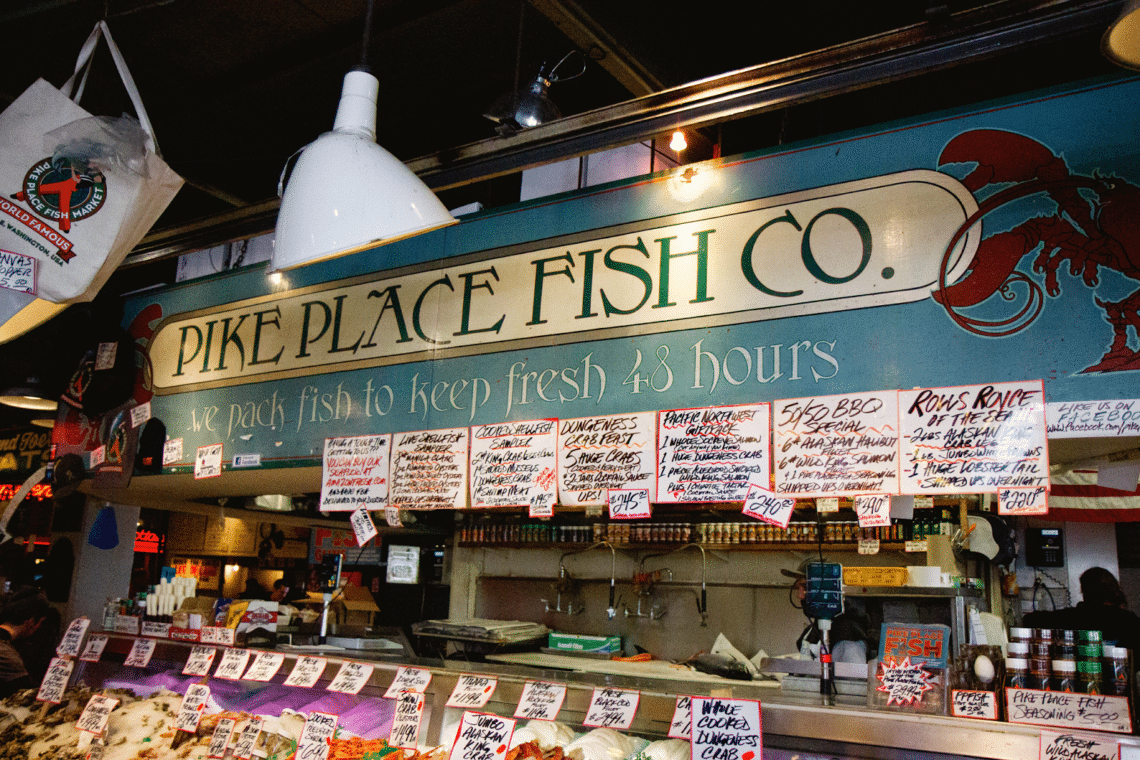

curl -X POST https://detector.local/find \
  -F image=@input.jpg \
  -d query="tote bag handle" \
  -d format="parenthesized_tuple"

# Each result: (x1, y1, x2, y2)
(61, 20, 161, 156)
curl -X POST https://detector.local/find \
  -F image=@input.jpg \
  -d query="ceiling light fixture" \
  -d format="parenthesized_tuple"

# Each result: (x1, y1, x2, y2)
(670, 130, 688, 152)
(1104, 0, 1140, 70)
(272, 0, 455, 272)
(0, 377, 58, 411)
(484, 50, 585, 135)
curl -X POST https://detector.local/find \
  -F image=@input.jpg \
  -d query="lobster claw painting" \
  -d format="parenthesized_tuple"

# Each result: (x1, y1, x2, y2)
(934, 127, 1140, 374)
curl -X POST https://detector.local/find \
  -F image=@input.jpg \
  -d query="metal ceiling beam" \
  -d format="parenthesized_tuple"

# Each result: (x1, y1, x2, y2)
(125, 0, 1121, 266)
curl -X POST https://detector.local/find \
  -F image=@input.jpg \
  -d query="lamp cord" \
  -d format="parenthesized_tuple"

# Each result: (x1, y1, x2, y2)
(359, 0, 376, 70)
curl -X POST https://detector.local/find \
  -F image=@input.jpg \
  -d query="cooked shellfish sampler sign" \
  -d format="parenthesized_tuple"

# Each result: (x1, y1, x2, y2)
(773, 391, 900, 496)
(657, 404, 769, 503)
(899, 381, 1047, 495)
(470, 419, 557, 508)
(690, 697, 762, 760)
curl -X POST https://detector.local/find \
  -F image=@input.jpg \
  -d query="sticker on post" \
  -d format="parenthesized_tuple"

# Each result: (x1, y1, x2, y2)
(449, 711, 516, 760)
(668, 695, 691, 740)
(608, 488, 651, 520)
(384, 666, 432, 697)
(998, 486, 1048, 516)
(80, 635, 109, 663)
(76, 694, 119, 735)
(194, 443, 223, 479)
(350, 506, 378, 546)
(284, 655, 327, 688)
(514, 681, 566, 721)
(95, 342, 118, 371)
(690, 697, 762, 760)
(447, 675, 498, 709)
(174, 684, 211, 733)
(123, 639, 156, 668)
(0, 250, 36, 294)
(855, 494, 892, 528)
(385, 507, 402, 527)
(183, 646, 217, 677)
(89, 445, 105, 468)
(232, 453, 260, 468)
(57, 617, 90, 657)
(213, 648, 251, 680)
(583, 687, 640, 729)
(36, 657, 74, 703)
(327, 661, 374, 694)
(389, 691, 426, 749)
(529, 492, 554, 518)
(242, 651, 284, 682)
(742, 484, 795, 529)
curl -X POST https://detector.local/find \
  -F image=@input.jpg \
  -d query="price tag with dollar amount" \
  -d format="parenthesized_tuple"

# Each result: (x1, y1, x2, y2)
(123, 639, 156, 668)
(384, 666, 432, 697)
(327, 661, 373, 694)
(57, 617, 90, 657)
(297, 712, 338, 760)
(182, 646, 217, 676)
(514, 681, 566, 721)
(174, 684, 210, 733)
(447, 675, 498, 709)
(583, 687, 640, 729)
(742, 484, 794, 529)
(668, 695, 691, 739)
(284, 656, 328, 688)
(36, 657, 74, 703)
(76, 694, 119, 735)
(389, 691, 425, 749)
(448, 712, 516, 760)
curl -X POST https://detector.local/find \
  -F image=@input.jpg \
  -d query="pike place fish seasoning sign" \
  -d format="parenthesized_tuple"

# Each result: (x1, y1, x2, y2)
(514, 681, 566, 720)
(449, 712, 516, 760)
(583, 687, 640, 729)
(690, 697, 762, 760)
(447, 675, 498, 709)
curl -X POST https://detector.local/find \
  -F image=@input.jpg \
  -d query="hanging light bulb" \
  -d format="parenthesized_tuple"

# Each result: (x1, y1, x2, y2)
(670, 131, 688, 152)
(484, 51, 586, 135)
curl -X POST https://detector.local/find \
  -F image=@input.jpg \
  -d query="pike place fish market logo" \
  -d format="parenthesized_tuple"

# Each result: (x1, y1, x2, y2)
(12, 157, 106, 234)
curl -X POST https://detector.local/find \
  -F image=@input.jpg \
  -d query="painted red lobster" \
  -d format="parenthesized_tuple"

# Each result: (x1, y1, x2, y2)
(933, 129, 1140, 373)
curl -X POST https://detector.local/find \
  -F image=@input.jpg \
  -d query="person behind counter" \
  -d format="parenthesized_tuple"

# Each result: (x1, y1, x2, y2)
(0, 588, 51, 697)
(1023, 567, 1140, 650)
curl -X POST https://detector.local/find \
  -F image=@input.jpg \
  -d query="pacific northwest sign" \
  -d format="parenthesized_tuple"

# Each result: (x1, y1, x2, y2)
(147, 171, 977, 392)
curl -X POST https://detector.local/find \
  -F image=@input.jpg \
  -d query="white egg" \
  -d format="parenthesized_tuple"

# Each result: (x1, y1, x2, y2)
(973, 654, 995, 684)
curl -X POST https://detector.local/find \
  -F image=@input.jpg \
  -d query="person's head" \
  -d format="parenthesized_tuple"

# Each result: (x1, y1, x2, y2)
(0, 589, 50, 638)
(1080, 567, 1127, 608)
(270, 578, 289, 602)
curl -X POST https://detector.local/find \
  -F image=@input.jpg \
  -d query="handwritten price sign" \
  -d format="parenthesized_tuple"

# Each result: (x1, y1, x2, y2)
(36, 657, 74, 703)
(0, 249, 36, 294)
(514, 681, 566, 721)
(1039, 731, 1119, 760)
(174, 684, 211, 733)
(327, 661, 373, 694)
(690, 697, 762, 760)
(384, 666, 432, 697)
(214, 649, 251, 680)
(350, 506, 378, 546)
(194, 443, 223, 479)
(389, 691, 425, 749)
(57, 617, 90, 657)
(951, 689, 998, 720)
(855, 493, 892, 528)
(76, 694, 119, 735)
(998, 486, 1049, 516)
(123, 639, 157, 668)
(447, 675, 497, 709)
(297, 712, 338, 760)
(183, 646, 217, 677)
(608, 488, 651, 520)
(876, 657, 934, 706)
(449, 712, 516, 760)
(284, 656, 328, 688)
(80, 634, 109, 663)
(207, 718, 236, 759)
(242, 651, 285, 682)
(583, 687, 639, 729)
(742, 484, 795, 529)
(668, 695, 692, 739)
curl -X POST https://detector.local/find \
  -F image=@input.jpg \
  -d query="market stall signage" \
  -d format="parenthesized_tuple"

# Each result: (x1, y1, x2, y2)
(200, 626, 236, 646)
(816, 497, 839, 513)
(391, 428, 469, 509)
(583, 687, 640, 729)
(213, 648, 251, 680)
(194, 443, 223, 479)
(1039, 731, 1119, 760)
(284, 655, 328, 688)
(114, 615, 140, 635)
(858, 538, 880, 555)
(773, 391, 900, 496)
(242, 651, 285, 682)
(854, 493, 891, 528)
(1006, 689, 1132, 734)
(350, 506, 378, 546)
(36, 656, 73, 703)
(876, 657, 934, 706)
(668, 695, 692, 739)
(174, 684, 210, 733)
(183, 646, 217, 676)
(389, 691, 425, 749)
(320, 434, 391, 511)
(76, 694, 118, 735)
(232, 718, 263, 760)
(447, 675, 497, 709)
(208, 717, 237, 759)
(57, 617, 89, 657)
(0, 251, 35, 295)
(449, 711, 516, 760)
(558, 412, 655, 506)
(123, 639, 156, 668)
(327, 661, 374, 694)
(608, 488, 651, 520)
(514, 681, 566, 720)
(899, 381, 1047, 494)
(298, 712, 338, 760)
(998, 486, 1048, 516)
(742, 484, 794, 529)
(470, 419, 557, 509)
(690, 697, 762, 760)
(951, 689, 998, 720)
(79, 635, 109, 662)
(656, 404, 769, 503)
(141, 621, 171, 638)
(1046, 399, 1140, 438)
(384, 666, 432, 697)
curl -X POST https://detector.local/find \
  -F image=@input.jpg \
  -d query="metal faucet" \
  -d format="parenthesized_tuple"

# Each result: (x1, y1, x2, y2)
(541, 565, 584, 615)
(626, 568, 671, 619)
(641, 543, 709, 626)
(558, 541, 619, 619)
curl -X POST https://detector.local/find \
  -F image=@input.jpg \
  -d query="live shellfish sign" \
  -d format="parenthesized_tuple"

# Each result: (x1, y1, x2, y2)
(391, 428, 469, 510)
(558, 412, 656, 506)
(773, 391, 900, 496)
(656, 403, 769, 503)
(899, 381, 1048, 495)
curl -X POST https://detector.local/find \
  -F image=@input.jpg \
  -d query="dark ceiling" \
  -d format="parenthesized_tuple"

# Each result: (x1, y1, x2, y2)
(0, 0, 1128, 429)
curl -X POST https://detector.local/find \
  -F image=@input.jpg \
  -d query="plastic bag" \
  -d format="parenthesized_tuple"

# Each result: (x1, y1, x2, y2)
(45, 113, 149, 177)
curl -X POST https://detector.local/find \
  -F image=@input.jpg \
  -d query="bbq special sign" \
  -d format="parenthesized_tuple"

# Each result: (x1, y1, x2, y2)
(145, 171, 978, 393)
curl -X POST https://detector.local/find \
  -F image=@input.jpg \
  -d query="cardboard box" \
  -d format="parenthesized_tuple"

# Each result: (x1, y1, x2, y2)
(548, 632, 621, 653)
(337, 584, 380, 628)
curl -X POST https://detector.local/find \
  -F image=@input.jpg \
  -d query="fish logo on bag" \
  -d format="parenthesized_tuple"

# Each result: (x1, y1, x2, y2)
(9, 156, 106, 257)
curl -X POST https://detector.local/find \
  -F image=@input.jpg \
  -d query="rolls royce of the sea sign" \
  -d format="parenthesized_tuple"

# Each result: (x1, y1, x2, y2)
(145, 170, 979, 392)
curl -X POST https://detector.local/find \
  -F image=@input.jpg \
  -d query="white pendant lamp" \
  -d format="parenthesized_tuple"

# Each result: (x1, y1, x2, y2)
(273, 3, 455, 271)
(1104, 0, 1140, 70)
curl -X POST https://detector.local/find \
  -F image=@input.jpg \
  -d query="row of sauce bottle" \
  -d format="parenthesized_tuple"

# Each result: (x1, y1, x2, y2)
(1006, 627, 1130, 696)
